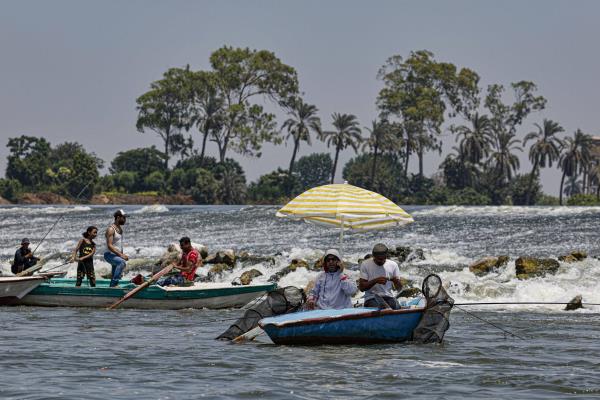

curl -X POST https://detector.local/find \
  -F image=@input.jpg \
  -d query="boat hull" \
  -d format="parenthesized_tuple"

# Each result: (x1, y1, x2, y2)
(9, 279, 276, 310)
(0, 276, 47, 301)
(259, 307, 424, 345)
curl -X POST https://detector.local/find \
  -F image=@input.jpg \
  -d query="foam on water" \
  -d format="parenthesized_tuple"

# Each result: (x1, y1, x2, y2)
(412, 205, 600, 217)
(131, 204, 169, 214)
(0, 205, 92, 215)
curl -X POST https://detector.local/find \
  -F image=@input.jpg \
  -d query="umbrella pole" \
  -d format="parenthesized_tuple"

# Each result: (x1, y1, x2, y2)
(339, 217, 344, 254)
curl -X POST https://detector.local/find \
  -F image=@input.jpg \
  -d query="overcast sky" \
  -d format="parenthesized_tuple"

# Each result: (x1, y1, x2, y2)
(1, 0, 599, 195)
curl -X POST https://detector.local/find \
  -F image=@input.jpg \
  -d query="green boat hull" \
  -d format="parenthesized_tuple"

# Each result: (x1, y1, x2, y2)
(10, 278, 276, 310)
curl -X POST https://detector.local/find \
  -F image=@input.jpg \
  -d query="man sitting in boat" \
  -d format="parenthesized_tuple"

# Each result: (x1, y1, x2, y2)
(158, 237, 201, 287)
(11, 238, 39, 275)
(306, 249, 357, 310)
(359, 243, 403, 310)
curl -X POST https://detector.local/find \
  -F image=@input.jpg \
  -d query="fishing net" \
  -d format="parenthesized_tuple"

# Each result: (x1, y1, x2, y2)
(412, 274, 454, 344)
(216, 286, 306, 341)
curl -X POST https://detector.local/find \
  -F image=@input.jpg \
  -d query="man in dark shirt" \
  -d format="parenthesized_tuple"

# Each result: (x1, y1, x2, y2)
(12, 238, 39, 275)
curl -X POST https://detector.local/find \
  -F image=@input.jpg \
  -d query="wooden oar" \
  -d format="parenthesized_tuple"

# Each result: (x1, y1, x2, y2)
(107, 264, 176, 310)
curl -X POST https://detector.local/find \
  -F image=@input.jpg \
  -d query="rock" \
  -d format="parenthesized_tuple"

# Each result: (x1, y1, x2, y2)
(205, 249, 236, 267)
(397, 287, 422, 298)
(558, 251, 588, 263)
(268, 259, 311, 282)
(469, 256, 510, 276)
(157, 249, 180, 268)
(393, 246, 425, 263)
(239, 269, 262, 285)
(90, 194, 110, 204)
(207, 263, 234, 281)
(237, 251, 275, 265)
(565, 295, 583, 311)
(0, 196, 10, 205)
(515, 257, 560, 279)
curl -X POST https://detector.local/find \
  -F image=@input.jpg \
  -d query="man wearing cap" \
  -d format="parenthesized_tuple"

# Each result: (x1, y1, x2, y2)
(306, 249, 357, 310)
(359, 243, 403, 309)
(11, 238, 39, 275)
(104, 209, 128, 287)
(158, 237, 202, 286)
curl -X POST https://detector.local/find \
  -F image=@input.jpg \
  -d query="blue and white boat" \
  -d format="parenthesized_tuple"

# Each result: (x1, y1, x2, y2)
(259, 304, 426, 345)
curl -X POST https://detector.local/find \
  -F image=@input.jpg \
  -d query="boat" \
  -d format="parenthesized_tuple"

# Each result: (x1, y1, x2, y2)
(259, 306, 426, 345)
(8, 278, 276, 310)
(0, 275, 48, 302)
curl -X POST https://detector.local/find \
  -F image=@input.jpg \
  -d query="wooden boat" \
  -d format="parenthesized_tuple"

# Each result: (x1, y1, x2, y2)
(0, 276, 48, 302)
(10, 278, 276, 310)
(259, 306, 426, 345)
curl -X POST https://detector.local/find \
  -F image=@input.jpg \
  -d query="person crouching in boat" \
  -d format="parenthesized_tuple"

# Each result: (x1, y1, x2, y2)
(306, 249, 357, 310)
(158, 237, 201, 287)
(359, 243, 403, 310)
(70, 226, 97, 287)
(11, 238, 39, 275)
(104, 209, 128, 288)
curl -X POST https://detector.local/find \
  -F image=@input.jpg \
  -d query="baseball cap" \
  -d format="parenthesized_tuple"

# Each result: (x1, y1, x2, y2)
(113, 209, 127, 218)
(21, 238, 30, 245)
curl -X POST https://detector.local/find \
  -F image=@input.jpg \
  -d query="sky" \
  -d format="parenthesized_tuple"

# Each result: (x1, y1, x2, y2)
(1, 0, 599, 195)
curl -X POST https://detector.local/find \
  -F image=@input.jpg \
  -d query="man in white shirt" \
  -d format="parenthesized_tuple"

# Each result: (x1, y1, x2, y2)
(359, 243, 403, 309)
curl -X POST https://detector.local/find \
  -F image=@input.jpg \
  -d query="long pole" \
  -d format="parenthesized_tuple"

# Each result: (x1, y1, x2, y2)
(31, 182, 92, 256)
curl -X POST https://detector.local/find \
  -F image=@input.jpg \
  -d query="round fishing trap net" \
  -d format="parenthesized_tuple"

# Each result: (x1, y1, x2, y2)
(412, 274, 454, 343)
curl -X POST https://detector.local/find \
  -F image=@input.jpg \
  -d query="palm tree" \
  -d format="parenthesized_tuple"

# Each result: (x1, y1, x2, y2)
(321, 113, 363, 184)
(523, 119, 564, 204)
(402, 127, 417, 179)
(281, 99, 321, 175)
(563, 175, 582, 198)
(558, 129, 592, 205)
(486, 132, 522, 185)
(362, 119, 400, 188)
(454, 113, 494, 165)
(191, 71, 225, 165)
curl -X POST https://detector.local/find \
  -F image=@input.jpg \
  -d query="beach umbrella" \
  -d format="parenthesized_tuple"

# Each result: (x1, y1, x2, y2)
(276, 183, 414, 250)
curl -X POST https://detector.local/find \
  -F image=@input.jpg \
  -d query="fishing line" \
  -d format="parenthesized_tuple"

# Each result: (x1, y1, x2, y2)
(31, 182, 92, 256)
(39, 261, 72, 273)
(454, 305, 527, 340)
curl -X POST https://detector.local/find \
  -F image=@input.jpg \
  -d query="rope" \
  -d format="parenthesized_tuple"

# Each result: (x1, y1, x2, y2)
(454, 305, 527, 340)
(454, 302, 600, 307)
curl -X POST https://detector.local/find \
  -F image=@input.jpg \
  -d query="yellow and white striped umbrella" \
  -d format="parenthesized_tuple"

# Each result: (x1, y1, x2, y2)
(276, 183, 413, 231)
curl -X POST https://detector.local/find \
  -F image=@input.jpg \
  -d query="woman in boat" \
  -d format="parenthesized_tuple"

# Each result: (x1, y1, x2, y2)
(70, 226, 98, 287)
(306, 249, 357, 310)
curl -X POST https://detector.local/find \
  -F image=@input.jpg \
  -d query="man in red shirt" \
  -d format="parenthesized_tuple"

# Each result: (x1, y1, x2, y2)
(158, 237, 202, 286)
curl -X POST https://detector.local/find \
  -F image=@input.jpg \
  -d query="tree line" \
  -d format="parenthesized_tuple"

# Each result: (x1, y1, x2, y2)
(1, 46, 598, 206)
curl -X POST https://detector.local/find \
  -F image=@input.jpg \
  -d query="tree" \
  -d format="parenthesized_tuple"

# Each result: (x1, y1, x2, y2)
(486, 132, 522, 186)
(48, 142, 104, 198)
(209, 46, 299, 162)
(523, 119, 564, 204)
(294, 153, 333, 191)
(191, 168, 219, 204)
(213, 159, 247, 204)
(321, 113, 362, 183)
(510, 173, 541, 205)
(248, 168, 301, 204)
(281, 98, 321, 175)
(377, 50, 480, 177)
(558, 130, 592, 205)
(168, 134, 195, 161)
(452, 112, 494, 165)
(136, 67, 192, 171)
(362, 119, 401, 189)
(6, 136, 52, 188)
(189, 71, 225, 164)
(563, 175, 583, 197)
(342, 153, 406, 203)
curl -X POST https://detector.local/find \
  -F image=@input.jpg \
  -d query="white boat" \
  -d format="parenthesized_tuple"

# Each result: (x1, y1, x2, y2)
(0, 276, 48, 301)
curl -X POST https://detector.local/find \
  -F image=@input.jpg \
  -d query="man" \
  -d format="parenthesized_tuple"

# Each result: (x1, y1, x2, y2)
(359, 243, 403, 309)
(306, 249, 357, 310)
(104, 209, 128, 287)
(158, 237, 202, 286)
(11, 238, 39, 275)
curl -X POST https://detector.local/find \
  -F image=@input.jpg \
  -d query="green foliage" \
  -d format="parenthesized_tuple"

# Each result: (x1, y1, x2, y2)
(0, 178, 22, 202)
(191, 168, 219, 204)
(143, 171, 166, 192)
(566, 194, 600, 206)
(294, 153, 332, 191)
(5, 136, 102, 199)
(111, 171, 138, 193)
(446, 187, 491, 205)
(536, 194, 560, 205)
(342, 153, 406, 203)
(509, 173, 541, 205)
(248, 169, 300, 204)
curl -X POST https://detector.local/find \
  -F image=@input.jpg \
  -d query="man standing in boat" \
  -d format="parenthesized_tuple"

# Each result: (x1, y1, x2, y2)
(157, 237, 201, 286)
(306, 249, 357, 310)
(11, 238, 39, 275)
(358, 243, 403, 309)
(104, 209, 128, 287)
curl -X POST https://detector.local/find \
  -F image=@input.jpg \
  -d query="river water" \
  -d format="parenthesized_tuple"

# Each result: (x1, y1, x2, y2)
(1, 205, 600, 399)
